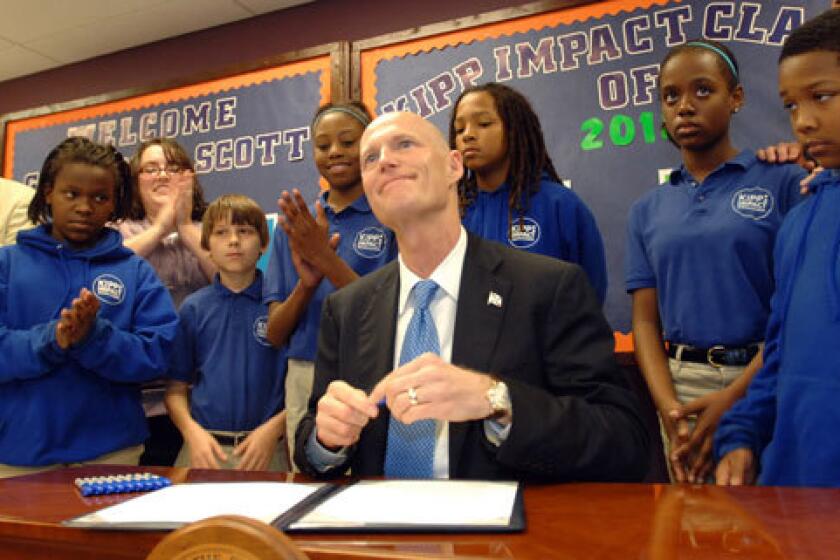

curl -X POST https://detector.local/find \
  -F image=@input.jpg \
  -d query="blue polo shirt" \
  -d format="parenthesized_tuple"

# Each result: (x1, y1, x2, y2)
(624, 150, 805, 347)
(461, 174, 607, 303)
(263, 191, 396, 361)
(170, 271, 286, 431)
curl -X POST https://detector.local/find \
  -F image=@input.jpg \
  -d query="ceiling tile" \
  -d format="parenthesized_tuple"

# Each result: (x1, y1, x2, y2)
(0, 0, 315, 82)
(25, 0, 253, 64)
(235, 0, 314, 15)
(0, 0, 162, 43)
(0, 36, 15, 52)
(0, 45, 60, 80)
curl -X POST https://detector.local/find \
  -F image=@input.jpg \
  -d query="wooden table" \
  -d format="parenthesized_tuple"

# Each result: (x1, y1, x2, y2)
(1, 464, 838, 559)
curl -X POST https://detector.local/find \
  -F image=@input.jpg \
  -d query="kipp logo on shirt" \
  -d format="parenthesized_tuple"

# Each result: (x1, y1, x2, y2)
(353, 227, 388, 258)
(508, 217, 541, 249)
(91, 274, 125, 305)
(731, 187, 774, 220)
(253, 315, 272, 347)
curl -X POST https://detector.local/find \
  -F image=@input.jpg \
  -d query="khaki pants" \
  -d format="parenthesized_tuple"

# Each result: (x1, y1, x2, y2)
(0, 444, 144, 479)
(659, 357, 745, 482)
(285, 359, 315, 472)
(174, 435, 289, 472)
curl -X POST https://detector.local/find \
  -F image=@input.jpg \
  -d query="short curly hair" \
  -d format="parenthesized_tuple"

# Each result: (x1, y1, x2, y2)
(28, 137, 132, 224)
(780, 8, 840, 62)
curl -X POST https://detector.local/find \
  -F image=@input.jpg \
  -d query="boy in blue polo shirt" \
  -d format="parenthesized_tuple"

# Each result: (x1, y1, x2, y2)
(166, 194, 287, 471)
(263, 103, 396, 468)
(715, 9, 840, 487)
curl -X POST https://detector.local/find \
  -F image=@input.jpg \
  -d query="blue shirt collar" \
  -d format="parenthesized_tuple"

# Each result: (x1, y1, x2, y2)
(668, 149, 755, 186)
(212, 269, 263, 300)
(319, 190, 372, 215)
(808, 168, 840, 193)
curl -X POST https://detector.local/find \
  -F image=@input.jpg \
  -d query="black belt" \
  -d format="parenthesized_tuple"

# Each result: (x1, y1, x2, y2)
(210, 432, 251, 447)
(667, 343, 760, 367)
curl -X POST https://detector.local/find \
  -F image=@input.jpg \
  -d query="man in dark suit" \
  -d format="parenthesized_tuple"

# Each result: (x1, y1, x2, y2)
(294, 111, 649, 481)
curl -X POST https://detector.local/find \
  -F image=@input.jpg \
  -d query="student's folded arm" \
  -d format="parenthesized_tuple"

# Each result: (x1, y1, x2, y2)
(68, 264, 179, 383)
(0, 321, 68, 383)
(0, 260, 68, 383)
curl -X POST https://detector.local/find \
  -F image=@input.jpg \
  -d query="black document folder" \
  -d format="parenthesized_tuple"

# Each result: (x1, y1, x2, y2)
(64, 479, 525, 534)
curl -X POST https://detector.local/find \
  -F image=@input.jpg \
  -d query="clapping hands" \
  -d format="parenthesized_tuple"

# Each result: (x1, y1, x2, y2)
(55, 288, 100, 349)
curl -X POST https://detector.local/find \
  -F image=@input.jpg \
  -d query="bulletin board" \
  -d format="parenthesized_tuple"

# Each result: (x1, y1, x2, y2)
(353, 0, 828, 346)
(0, 42, 349, 212)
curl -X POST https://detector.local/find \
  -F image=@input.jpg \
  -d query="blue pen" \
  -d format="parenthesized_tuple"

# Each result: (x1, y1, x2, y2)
(74, 472, 172, 497)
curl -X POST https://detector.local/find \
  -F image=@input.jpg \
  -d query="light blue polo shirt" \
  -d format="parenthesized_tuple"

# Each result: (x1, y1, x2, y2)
(461, 173, 607, 303)
(624, 150, 805, 348)
(169, 271, 286, 431)
(263, 191, 396, 361)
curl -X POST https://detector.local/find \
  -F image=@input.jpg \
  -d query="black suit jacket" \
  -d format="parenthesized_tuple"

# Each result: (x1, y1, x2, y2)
(295, 234, 649, 481)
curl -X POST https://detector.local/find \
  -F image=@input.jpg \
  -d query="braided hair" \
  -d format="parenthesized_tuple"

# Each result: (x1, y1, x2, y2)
(28, 137, 133, 224)
(449, 83, 562, 233)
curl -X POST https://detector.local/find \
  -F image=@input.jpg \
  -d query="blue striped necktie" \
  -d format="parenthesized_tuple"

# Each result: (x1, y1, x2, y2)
(384, 279, 440, 478)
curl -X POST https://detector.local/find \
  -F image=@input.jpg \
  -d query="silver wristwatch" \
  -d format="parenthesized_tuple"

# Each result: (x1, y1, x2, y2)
(486, 378, 512, 419)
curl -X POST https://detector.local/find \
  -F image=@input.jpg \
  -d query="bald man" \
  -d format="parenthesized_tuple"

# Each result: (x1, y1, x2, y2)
(294, 112, 649, 481)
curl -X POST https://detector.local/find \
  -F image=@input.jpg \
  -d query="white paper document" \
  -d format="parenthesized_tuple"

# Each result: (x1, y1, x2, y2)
(65, 482, 323, 528)
(289, 479, 518, 529)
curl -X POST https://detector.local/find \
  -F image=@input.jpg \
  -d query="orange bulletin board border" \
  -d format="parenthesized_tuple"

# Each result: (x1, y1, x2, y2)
(1, 42, 348, 178)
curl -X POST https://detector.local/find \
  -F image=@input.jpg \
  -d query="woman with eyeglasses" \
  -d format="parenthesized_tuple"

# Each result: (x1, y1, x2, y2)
(115, 138, 215, 467)
(117, 138, 215, 307)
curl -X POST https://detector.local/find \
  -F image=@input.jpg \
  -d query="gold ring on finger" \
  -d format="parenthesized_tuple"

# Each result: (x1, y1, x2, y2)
(407, 386, 419, 406)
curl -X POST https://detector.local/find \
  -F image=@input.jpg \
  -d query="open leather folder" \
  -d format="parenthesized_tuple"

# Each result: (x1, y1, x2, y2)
(64, 479, 525, 533)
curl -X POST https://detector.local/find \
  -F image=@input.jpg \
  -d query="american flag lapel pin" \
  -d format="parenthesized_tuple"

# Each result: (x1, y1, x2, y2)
(487, 291, 503, 308)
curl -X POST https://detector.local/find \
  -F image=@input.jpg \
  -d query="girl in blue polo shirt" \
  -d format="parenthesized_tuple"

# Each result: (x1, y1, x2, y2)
(263, 102, 396, 468)
(449, 82, 607, 303)
(625, 40, 805, 483)
(0, 137, 178, 477)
